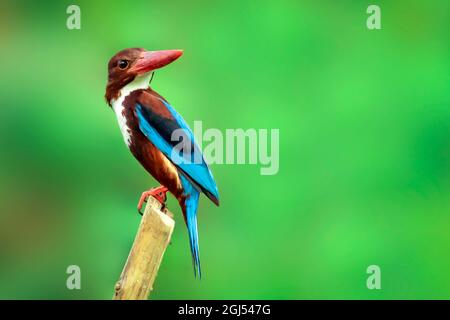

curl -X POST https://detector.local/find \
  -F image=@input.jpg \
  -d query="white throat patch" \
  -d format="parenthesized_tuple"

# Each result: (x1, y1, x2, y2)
(111, 73, 152, 146)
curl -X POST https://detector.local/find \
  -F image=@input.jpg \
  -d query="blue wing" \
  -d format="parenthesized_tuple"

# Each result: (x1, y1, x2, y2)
(134, 90, 219, 205)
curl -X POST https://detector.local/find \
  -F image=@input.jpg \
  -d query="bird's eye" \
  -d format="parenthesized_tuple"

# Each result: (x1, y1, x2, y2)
(117, 60, 129, 69)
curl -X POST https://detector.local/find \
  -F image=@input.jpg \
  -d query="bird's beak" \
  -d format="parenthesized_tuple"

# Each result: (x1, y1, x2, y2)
(130, 50, 183, 74)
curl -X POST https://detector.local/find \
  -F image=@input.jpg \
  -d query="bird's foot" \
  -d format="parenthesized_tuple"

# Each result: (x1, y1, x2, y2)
(137, 186, 169, 215)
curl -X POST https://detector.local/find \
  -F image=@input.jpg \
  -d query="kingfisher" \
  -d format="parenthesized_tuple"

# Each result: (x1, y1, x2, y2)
(105, 48, 219, 277)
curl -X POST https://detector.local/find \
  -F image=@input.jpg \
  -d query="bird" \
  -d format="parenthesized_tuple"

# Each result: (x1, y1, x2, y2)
(105, 48, 219, 277)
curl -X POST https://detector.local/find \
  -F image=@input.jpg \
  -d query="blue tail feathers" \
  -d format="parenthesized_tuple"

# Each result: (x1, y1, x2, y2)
(179, 173, 202, 278)
(185, 189, 201, 278)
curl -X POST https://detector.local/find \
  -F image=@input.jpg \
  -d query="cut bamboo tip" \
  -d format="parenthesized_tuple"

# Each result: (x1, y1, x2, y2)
(113, 196, 175, 300)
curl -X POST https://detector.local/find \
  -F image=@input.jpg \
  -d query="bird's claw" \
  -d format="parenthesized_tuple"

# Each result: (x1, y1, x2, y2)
(137, 186, 169, 215)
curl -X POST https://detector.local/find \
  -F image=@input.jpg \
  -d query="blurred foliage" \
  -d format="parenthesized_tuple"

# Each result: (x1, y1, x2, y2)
(0, 0, 449, 299)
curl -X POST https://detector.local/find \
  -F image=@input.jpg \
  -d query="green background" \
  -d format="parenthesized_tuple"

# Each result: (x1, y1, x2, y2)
(0, 0, 449, 299)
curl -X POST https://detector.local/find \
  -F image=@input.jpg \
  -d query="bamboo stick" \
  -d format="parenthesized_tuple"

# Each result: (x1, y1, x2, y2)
(113, 196, 175, 300)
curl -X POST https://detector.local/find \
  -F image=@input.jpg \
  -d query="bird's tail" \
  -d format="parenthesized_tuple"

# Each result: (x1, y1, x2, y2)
(183, 188, 201, 278)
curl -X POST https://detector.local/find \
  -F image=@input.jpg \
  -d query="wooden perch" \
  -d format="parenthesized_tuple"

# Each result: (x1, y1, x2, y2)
(113, 196, 175, 300)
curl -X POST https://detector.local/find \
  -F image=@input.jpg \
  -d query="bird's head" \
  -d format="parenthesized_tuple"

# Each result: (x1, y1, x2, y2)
(105, 48, 183, 106)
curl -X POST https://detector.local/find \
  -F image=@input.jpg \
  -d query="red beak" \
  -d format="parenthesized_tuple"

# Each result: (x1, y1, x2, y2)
(130, 50, 183, 74)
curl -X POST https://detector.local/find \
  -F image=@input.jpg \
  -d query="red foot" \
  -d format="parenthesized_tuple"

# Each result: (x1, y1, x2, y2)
(137, 186, 169, 215)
